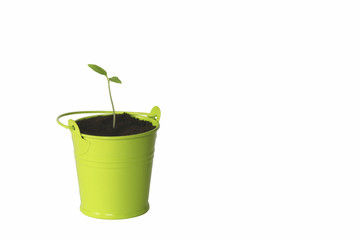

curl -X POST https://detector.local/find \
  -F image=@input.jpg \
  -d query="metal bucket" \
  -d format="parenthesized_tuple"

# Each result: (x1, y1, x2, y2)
(57, 106, 161, 219)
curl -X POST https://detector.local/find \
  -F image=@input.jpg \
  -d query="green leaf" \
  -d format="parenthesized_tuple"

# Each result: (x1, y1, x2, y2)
(88, 64, 107, 76)
(109, 76, 122, 84)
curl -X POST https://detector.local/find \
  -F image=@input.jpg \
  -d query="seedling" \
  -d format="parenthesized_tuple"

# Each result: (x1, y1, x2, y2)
(88, 64, 122, 128)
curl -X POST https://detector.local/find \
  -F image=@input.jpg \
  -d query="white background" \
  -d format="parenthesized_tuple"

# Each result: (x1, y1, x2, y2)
(0, 0, 359, 239)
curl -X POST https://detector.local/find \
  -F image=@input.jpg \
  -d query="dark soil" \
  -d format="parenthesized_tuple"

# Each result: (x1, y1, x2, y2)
(76, 113, 156, 136)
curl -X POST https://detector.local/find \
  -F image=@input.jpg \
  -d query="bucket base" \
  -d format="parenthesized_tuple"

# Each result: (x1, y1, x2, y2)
(80, 204, 150, 220)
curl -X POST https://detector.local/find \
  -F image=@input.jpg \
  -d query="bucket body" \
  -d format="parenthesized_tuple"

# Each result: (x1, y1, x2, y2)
(67, 113, 159, 219)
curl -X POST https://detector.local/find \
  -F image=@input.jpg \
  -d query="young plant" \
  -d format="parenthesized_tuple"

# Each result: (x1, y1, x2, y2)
(88, 64, 122, 128)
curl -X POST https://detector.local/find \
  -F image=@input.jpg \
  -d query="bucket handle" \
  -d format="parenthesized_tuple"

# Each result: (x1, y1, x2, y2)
(57, 106, 161, 130)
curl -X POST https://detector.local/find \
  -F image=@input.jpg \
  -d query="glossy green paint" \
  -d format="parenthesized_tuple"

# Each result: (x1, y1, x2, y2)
(57, 107, 160, 219)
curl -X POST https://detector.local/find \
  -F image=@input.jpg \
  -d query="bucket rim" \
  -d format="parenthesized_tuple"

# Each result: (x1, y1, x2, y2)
(56, 106, 161, 140)
(78, 113, 160, 140)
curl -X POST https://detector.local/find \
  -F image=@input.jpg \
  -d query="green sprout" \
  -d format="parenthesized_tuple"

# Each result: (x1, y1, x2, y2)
(88, 64, 122, 128)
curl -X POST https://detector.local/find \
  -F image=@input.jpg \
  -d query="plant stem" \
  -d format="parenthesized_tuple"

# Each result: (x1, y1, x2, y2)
(106, 76, 116, 128)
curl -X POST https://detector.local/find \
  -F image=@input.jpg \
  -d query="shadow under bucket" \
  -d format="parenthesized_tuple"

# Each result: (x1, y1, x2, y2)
(57, 106, 161, 219)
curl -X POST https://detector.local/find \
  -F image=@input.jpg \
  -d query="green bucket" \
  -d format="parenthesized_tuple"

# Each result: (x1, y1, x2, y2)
(57, 106, 161, 219)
